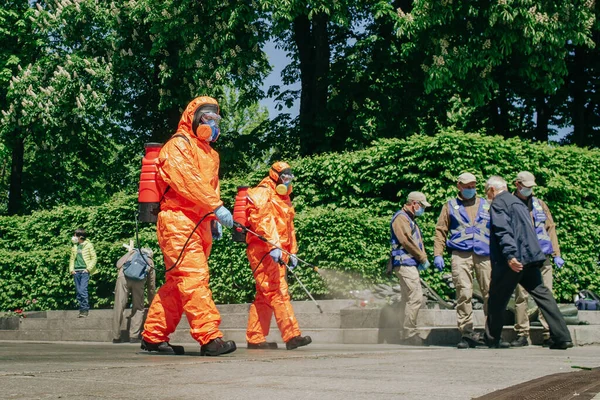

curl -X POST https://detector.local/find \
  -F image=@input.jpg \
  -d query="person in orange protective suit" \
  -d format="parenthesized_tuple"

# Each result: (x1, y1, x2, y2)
(245, 161, 312, 350)
(141, 96, 236, 356)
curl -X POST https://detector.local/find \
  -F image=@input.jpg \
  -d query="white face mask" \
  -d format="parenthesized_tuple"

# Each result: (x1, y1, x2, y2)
(71, 236, 79, 244)
(519, 187, 533, 197)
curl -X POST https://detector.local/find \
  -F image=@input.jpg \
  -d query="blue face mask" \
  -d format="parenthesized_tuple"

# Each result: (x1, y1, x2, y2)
(414, 206, 424, 217)
(519, 187, 533, 197)
(206, 120, 220, 142)
(461, 188, 476, 199)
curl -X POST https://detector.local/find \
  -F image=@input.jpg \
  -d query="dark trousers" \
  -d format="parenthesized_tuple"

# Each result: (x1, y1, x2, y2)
(73, 271, 90, 311)
(485, 262, 571, 344)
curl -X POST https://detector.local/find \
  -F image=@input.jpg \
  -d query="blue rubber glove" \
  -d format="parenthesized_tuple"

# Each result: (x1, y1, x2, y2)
(554, 256, 565, 269)
(214, 206, 233, 228)
(270, 248, 283, 263)
(211, 221, 222, 240)
(289, 254, 298, 269)
(417, 260, 431, 272)
(434, 256, 445, 272)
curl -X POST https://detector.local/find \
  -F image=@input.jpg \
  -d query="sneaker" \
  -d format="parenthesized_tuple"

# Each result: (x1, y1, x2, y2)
(247, 341, 278, 350)
(457, 339, 470, 349)
(510, 335, 529, 347)
(141, 339, 185, 355)
(78, 311, 88, 318)
(285, 335, 312, 350)
(112, 338, 122, 344)
(542, 338, 553, 347)
(549, 341, 574, 350)
(200, 338, 237, 356)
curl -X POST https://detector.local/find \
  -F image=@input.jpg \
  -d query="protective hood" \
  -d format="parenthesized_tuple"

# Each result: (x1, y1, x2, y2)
(269, 161, 292, 182)
(177, 96, 220, 141)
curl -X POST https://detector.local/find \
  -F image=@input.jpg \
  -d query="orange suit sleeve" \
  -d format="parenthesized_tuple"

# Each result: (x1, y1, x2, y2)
(157, 137, 223, 213)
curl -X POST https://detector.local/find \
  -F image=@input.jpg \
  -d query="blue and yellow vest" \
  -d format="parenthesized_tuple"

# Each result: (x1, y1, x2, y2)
(446, 197, 490, 256)
(390, 210, 423, 267)
(531, 197, 554, 255)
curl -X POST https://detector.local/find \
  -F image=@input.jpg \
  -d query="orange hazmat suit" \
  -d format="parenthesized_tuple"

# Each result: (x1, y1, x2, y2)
(142, 97, 225, 346)
(245, 162, 303, 344)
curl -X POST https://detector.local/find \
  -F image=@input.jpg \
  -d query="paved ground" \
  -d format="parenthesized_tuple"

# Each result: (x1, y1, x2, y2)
(1, 341, 599, 399)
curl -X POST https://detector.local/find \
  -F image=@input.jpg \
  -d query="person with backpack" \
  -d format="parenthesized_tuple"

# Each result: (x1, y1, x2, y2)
(245, 161, 312, 350)
(69, 228, 97, 318)
(112, 246, 156, 344)
(141, 96, 236, 356)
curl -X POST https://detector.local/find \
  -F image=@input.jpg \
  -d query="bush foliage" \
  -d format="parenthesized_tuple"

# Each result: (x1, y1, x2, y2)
(1, 131, 599, 311)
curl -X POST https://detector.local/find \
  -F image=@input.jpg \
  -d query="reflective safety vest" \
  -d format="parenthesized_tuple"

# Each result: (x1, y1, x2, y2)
(390, 210, 423, 267)
(531, 197, 554, 255)
(446, 197, 490, 256)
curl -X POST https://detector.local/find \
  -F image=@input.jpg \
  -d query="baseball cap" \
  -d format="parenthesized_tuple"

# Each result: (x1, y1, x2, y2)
(407, 191, 431, 207)
(515, 171, 537, 187)
(457, 172, 477, 184)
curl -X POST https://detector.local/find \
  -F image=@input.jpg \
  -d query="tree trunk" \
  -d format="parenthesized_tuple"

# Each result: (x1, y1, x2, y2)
(294, 12, 330, 155)
(571, 46, 586, 146)
(535, 95, 549, 142)
(7, 135, 24, 215)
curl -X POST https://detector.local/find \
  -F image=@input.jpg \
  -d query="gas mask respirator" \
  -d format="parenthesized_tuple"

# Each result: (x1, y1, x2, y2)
(275, 171, 294, 196)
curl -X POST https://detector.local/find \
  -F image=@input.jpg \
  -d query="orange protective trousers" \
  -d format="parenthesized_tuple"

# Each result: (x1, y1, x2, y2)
(245, 177, 301, 344)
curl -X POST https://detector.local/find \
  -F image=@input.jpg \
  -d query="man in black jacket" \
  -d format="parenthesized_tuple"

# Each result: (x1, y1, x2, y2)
(483, 176, 572, 350)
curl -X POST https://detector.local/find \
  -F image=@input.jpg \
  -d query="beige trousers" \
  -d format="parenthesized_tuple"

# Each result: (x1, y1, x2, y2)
(514, 257, 553, 339)
(395, 266, 423, 340)
(451, 251, 492, 334)
(112, 269, 156, 340)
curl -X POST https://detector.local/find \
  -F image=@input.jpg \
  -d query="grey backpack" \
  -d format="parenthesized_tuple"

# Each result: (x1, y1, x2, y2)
(122, 249, 151, 281)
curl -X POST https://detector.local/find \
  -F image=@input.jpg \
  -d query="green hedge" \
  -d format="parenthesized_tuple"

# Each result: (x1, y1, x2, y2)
(1, 131, 599, 311)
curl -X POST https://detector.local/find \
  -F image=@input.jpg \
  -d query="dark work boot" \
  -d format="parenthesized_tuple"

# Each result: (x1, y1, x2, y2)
(462, 332, 485, 348)
(247, 341, 278, 350)
(483, 333, 511, 349)
(549, 341, 573, 350)
(510, 335, 529, 347)
(200, 338, 237, 356)
(141, 340, 185, 355)
(285, 335, 312, 350)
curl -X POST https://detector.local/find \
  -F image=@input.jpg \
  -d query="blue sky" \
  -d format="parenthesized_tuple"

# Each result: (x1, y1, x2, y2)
(259, 41, 299, 119)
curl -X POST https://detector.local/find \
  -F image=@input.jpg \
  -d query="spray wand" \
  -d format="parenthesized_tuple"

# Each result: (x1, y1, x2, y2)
(233, 222, 319, 273)
(233, 222, 323, 313)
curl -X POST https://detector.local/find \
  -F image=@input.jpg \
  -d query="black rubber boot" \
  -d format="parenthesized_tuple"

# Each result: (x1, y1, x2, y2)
(141, 340, 185, 355)
(200, 338, 237, 356)
(285, 335, 312, 350)
(247, 341, 278, 349)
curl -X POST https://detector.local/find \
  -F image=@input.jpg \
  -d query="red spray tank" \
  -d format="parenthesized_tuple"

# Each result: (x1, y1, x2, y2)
(232, 186, 249, 242)
(138, 143, 163, 223)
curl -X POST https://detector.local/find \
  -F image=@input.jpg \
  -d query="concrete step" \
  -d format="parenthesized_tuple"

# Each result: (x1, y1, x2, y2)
(215, 299, 354, 314)
(2, 325, 597, 346)
(578, 311, 600, 325)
